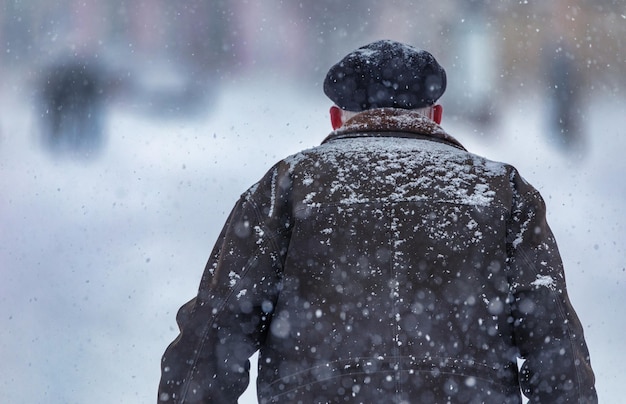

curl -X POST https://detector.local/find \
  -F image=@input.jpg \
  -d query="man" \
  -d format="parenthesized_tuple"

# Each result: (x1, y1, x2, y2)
(158, 40, 597, 403)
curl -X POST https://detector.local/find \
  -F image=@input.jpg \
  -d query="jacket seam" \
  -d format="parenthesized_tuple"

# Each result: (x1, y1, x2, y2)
(246, 196, 289, 276)
(179, 199, 284, 402)
(388, 209, 402, 399)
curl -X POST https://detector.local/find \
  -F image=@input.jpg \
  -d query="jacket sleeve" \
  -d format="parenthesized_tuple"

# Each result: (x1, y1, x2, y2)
(506, 170, 597, 403)
(157, 192, 286, 403)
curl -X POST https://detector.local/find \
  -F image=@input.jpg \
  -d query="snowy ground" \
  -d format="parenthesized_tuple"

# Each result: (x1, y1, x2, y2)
(1, 73, 624, 403)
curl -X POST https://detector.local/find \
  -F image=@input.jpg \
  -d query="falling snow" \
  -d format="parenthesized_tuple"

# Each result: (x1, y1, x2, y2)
(0, 70, 623, 403)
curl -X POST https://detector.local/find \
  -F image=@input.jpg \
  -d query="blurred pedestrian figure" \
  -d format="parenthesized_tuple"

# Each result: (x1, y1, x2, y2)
(545, 40, 584, 151)
(38, 57, 106, 157)
(158, 40, 596, 403)
(543, 0, 586, 153)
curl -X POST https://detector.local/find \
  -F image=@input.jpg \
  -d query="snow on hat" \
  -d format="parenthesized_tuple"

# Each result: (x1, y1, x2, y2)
(324, 40, 447, 111)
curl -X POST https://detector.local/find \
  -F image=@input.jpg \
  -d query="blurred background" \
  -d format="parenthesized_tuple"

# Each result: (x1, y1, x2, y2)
(1, 0, 624, 402)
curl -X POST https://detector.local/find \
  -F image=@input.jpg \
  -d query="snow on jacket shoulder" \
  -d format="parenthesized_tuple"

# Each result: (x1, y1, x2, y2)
(158, 108, 597, 403)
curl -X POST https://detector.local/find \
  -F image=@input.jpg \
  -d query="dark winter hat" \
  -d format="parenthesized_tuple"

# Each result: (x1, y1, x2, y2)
(324, 40, 447, 111)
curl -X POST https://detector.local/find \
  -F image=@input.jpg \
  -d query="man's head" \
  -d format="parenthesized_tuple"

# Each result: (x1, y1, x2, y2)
(324, 40, 446, 128)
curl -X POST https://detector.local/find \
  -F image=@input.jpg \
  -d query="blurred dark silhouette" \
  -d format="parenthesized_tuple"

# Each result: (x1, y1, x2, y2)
(544, 41, 584, 152)
(38, 57, 106, 157)
(540, 0, 588, 154)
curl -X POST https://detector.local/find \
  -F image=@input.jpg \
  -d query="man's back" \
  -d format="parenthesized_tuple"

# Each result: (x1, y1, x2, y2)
(253, 111, 518, 402)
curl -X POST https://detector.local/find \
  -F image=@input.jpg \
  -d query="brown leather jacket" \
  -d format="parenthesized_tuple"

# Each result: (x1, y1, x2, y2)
(158, 109, 597, 403)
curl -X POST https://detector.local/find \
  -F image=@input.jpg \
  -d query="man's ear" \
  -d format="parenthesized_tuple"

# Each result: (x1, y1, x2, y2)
(330, 106, 343, 130)
(432, 104, 443, 124)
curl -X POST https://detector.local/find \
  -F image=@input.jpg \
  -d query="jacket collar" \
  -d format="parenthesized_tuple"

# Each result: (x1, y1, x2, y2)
(321, 108, 466, 151)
